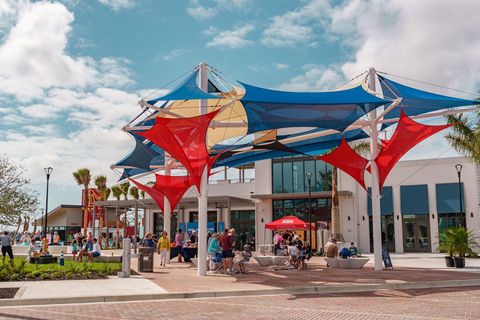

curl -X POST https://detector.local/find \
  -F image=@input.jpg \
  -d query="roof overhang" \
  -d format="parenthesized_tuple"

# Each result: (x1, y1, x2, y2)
(250, 190, 352, 200)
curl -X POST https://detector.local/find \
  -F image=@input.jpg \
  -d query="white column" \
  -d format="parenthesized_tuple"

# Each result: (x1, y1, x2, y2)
(164, 165, 171, 237)
(393, 186, 403, 253)
(428, 183, 439, 252)
(224, 198, 231, 229)
(368, 68, 383, 271)
(197, 62, 209, 276)
(216, 208, 222, 226)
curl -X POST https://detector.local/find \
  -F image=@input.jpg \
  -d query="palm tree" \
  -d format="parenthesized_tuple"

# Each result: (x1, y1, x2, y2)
(119, 182, 130, 240)
(102, 187, 111, 248)
(446, 110, 480, 164)
(94, 175, 107, 247)
(129, 186, 139, 200)
(140, 190, 145, 199)
(73, 168, 91, 236)
(111, 185, 123, 248)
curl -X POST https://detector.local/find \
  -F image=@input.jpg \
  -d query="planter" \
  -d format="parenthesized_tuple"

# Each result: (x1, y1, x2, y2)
(453, 256, 465, 268)
(444, 256, 455, 267)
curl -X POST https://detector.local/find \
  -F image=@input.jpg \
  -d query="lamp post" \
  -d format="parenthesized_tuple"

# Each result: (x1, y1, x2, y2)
(44, 167, 53, 238)
(455, 164, 463, 216)
(306, 172, 313, 250)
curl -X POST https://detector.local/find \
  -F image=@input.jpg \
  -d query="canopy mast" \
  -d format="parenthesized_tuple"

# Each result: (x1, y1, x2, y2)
(368, 68, 383, 271)
(197, 63, 209, 276)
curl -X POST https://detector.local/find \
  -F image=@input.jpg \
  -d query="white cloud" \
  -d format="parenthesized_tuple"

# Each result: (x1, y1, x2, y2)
(186, 0, 251, 20)
(275, 63, 290, 70)
(205, 23, 254, 49)
(261, 0, 330, 47)
(158, 49, 190, 61)
(98, 0, 136, 11)
(328, 0, 480, 92)
(279, 64, 343, 91)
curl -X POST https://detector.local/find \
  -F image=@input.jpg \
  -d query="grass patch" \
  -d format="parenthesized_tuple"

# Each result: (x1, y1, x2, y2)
(0, 258, 121, 282)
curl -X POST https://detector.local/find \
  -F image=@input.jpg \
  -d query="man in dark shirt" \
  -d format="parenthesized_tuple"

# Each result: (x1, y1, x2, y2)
(220, 229, 234, 274)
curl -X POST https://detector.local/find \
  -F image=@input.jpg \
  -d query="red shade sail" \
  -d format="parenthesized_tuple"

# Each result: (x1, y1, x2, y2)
(137, 110, 220, 190)
(152, 174, 196, 210)
(375, 111, 453, 189)
(317, 136, 369, 190)
(265, 215, 313, 230)
(129, 178, 164, 212)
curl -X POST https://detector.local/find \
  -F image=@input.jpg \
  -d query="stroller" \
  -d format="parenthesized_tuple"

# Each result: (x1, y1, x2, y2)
(209, 251, 223, 272)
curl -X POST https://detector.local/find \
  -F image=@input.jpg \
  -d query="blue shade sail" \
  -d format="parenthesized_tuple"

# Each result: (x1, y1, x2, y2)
(239, 82, 391, 134)
(379, 75, 478, 121)
(436, 183, 464, 214)
(368, 186, 393, 215)
(147, 70, 218, 105)
(113, 134, 165, 170)
(400, 185, 429, 215)
(118, 168, 148, 182)
(215, 129, 368, 168)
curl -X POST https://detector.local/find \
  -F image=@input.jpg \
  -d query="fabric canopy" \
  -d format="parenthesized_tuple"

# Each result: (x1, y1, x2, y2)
(215, 129, 368, 168)
(129, 178, 165, 212)
(118, 168, 148, 182)
(379, 75, 478, 121)
(147, 70, 218, 105)
(317, 136, 369, 190)
(265, 215, 313, 230)
(375, 111, 453, 189)
(151, 174, 196, 210)
(113, 133, 164, 170)
(240, 82, 391, 134)
(137, 110, 220, 190)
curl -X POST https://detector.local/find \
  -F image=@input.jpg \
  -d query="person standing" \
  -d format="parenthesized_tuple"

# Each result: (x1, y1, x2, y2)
(189, 230, 197, 244)
(157, 231, 170, 267)
(220, 229, 234, 274)
(1, 231, 14, 265)
(175, 229, 183, 262)
(53, 232, 60, 245)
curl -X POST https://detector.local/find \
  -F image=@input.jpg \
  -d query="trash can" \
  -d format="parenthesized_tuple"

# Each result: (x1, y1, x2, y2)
(138, 247, 154, 272)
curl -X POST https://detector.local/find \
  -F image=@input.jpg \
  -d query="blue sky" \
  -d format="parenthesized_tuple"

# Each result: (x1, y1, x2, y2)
(0, 0, 479, 219)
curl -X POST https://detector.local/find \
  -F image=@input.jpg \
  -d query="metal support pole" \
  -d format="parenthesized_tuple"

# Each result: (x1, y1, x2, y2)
(164, 165, 171, 237)
(134, 202, 138, 254)
(455, 164, 463, 215)
(307, 173, 312, 249)
(44, 167, 52, 238)
(197, 62, 209, 276)
(368, 68, 383, 271)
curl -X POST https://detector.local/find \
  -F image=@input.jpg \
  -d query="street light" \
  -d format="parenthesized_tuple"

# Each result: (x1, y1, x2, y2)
(455, 164, 463, 217)
(306, 172, 313, 250)
(44, 167, 53, 238)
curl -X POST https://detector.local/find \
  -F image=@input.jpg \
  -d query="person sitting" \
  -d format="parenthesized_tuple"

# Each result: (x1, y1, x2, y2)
(20, 231, 31, 245)
(325, 238, 338, 267)
(349, 242, 359, 257)
(88, 238, 101, 262)
(237, 244, 252, 273)
(287, 243, 300, 269)
(299, 241, 313, 269)
(78, 239, 90, 262)
(339, 246, 351, 259)
(53, 232, 60, 245)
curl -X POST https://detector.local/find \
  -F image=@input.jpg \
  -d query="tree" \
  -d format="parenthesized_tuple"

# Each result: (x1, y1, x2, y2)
(111, 185, 123, 248)
(72, 168, 91, 236)
(445, 109, 480, 164)
(94, 175, 107, 247)
(129, 186, 139, 200)
(103, 187, 111, 248)
(0, 155, 39, 227)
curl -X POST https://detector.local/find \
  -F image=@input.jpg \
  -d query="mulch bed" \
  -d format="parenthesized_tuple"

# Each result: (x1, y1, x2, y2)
(0, 288, 19, 299)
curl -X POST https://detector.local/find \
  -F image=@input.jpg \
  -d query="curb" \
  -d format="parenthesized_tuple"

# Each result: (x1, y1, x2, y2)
(2, 278, 480, 307)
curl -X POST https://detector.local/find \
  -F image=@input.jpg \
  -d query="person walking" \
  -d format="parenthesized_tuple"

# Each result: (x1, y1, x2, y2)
(157, 231, 170, 267)
(1, 231, 14, 265)
(175, 229, 183, 262)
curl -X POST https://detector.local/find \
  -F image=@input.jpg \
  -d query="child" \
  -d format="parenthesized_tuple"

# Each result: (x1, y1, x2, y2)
(238, 245, 252, 273)
(71, 239, 79, 261)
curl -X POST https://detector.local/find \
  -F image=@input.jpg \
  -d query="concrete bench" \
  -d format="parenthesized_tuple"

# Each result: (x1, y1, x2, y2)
(325, 257, 369, 269)
(253, 255, 290, 267)
(13, 253, 121, 263)
(12, 245, 29, 255)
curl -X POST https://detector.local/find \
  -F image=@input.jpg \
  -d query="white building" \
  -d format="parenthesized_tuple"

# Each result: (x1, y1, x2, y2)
(142, 156, 479, 254)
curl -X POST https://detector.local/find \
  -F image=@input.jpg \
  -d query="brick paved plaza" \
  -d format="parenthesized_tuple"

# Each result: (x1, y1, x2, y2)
(1, 286, 479, 319)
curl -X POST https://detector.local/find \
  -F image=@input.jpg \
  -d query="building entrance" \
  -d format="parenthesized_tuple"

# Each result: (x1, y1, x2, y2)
(403, 215, 430, 252)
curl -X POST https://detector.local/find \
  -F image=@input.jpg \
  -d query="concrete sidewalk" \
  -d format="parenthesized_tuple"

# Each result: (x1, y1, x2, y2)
(0, 276, 166, 300)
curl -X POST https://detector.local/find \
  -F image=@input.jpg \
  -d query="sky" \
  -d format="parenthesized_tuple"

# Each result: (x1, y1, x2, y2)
(0, 0, 479, 219)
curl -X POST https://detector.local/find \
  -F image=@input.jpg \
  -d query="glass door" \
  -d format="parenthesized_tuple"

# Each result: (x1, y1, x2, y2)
(403, 215, 430, 252)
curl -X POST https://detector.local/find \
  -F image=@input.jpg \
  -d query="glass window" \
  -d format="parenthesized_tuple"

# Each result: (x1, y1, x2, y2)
(292, 161, 304, 193)
(436, 183, 464, 214)
(283, 200, 293, 216)
(273, 163, 283, 193)
(304, 160, 315, 191)
(283, 162, 293, 193)
(293, 199, 306, 220)
(273, 200, 283, 221)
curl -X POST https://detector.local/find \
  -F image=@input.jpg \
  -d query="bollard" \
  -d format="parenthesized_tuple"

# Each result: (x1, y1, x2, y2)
(121, 238, 131, 277)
